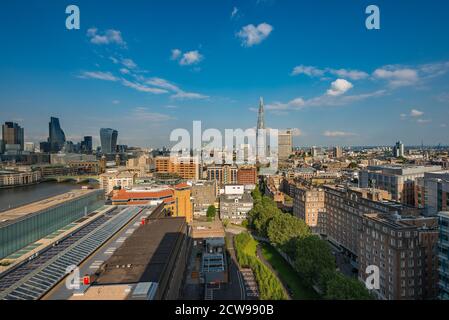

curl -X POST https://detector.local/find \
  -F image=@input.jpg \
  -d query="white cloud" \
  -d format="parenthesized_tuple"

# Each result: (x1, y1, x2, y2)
(146, 77, 180, 92)
(323, 131, 356, 137)
(121, 79, 168, 94)
(87, 28, 125, 46)
(236, 23, 273, 47)
(410, 109, 424, 117)
(132, 107, 173, 122)
(119, 68, 130, 75)
(121, 58, 137, 69)
(291, 128, 302, 137)
(326, 79, 353, 96)
(329, 68, 369, 80)
(79, 71, 118, 81)
(179, 50, 203, 66)
(112, 100, 120, 105)
(416, 119, 431, 124)
(171, 49, 182, 60)
(266, 97, 305, 111)
(231, 7, 239, 19)
(373, 66, 419, 87)
(171, 91, 209, 100)
(291, 65, 325, 77)
(171, 49, 203, 66)
(291, 65, 368, 80)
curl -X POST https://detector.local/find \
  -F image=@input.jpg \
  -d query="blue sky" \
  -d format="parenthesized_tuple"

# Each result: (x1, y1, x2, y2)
(0, 0, 448, 148)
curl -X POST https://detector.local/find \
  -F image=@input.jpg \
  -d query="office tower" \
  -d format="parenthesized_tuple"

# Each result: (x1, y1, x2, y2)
(256, 97, 265, 161)
(438, 211, 449, 300)
(48, 117, 66, 153)
(278, 129, 292, 160)
(359, 165, 442, 205)
(333, 146, 343, 158)
(2, 122, 24, 150)
(393, 141, 405, 158)
(100, 128, 118, 154)
(81, 136, 93, 153)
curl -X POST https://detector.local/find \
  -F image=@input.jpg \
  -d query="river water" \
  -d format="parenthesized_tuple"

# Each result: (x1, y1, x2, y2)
(0, 181, 99, 212)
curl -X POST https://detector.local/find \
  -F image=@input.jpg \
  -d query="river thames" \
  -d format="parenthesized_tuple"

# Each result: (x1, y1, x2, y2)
(0, 181, 99, 212)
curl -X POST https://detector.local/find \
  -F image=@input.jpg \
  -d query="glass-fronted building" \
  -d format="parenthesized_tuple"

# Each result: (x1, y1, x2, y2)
(438, 211, 449, 300)
(100, 128, 118, 154)
(0, 189, 104, 259)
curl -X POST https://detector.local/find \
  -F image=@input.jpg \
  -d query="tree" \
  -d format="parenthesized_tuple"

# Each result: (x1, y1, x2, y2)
(267, 213, 310, 250)
(324, 272, 373, 300)
(294, 235, 336, 287)
(206, 205, 216, 221)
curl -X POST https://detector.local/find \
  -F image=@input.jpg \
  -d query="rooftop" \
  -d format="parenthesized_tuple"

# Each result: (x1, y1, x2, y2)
(95, 216, 186, 285)
(0, 189, 100, 227)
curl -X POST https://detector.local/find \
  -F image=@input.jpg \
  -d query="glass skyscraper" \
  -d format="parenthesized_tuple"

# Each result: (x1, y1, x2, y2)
(48, 117, 66, 153)
(100, 128, 118, 154)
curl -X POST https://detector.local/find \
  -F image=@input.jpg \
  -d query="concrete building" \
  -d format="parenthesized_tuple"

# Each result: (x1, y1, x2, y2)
(292, 185, 325, 234)
(206, 164, 238, 186)
(155, 156, 199, 180)
(415, 171, 449, 216)
(438, 211, 449, 300)
(359, 165, 442, 205)
(332, 146, 343, 158)
(278, 129, 292, 161)
(111, 183, 193, 223)
(100, 171, 136, 196)
(219, 192, 253, 223)
(359, 213, 439, 300)
(393, 141, 405, 158)
(0, 168, 41, 188)
(75, 215, 189, 300)
(0, 189, 104, 259)
(191, 180, 217, 216)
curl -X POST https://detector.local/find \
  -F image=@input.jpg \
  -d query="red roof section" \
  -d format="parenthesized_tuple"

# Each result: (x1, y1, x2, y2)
(112, 188, 173, 200)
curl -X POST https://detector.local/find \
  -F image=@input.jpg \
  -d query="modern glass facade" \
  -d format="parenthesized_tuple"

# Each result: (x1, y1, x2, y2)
(438, 212, 449, 300)
(48, 117, 66, 152)
(0, 189, 104, 259)
(100, 128, 118, 154)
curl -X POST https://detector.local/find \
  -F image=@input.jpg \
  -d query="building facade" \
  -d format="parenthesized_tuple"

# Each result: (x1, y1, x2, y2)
(438, 211, 449, 300)
(219, 192, 253, 223)
(48, 117, 66, 153)
(207, 164, 238, 186)
(2, 122, 24, 151)
(359, 165, 442, 205)
(292, 185, 325, 234)
(100, 128, 118, 154)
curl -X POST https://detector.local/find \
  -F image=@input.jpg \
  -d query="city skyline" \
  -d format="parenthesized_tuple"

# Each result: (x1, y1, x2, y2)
(1, 0, 449, 148)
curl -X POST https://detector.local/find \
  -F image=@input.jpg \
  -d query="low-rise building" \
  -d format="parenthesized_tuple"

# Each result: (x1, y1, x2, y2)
(100, 171, 136, 196)
(191, 180, 217, 216)
(219, 192, 253, 224)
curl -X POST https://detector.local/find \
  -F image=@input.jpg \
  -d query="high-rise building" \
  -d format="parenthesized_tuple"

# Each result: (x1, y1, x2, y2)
(438, 211, 449, 300)
(100, 128, 118, 154)
(278, 129, 292, 160)
(81, 136, 93, 153)
(333, 146, 343, 158)
(393, 141, 405, 158)
(2, 122, 24, 151)
(48, 117, 66, 153)
(256, 97, 266, 162)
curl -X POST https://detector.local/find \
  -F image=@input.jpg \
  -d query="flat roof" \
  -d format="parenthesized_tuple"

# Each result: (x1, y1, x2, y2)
(0, 189, 100, 227)
(95, 216, 186, 285)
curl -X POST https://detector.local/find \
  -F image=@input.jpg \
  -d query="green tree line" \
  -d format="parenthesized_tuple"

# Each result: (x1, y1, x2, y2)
(234, 232, 288, 300)
(247, 186, 372, 300)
